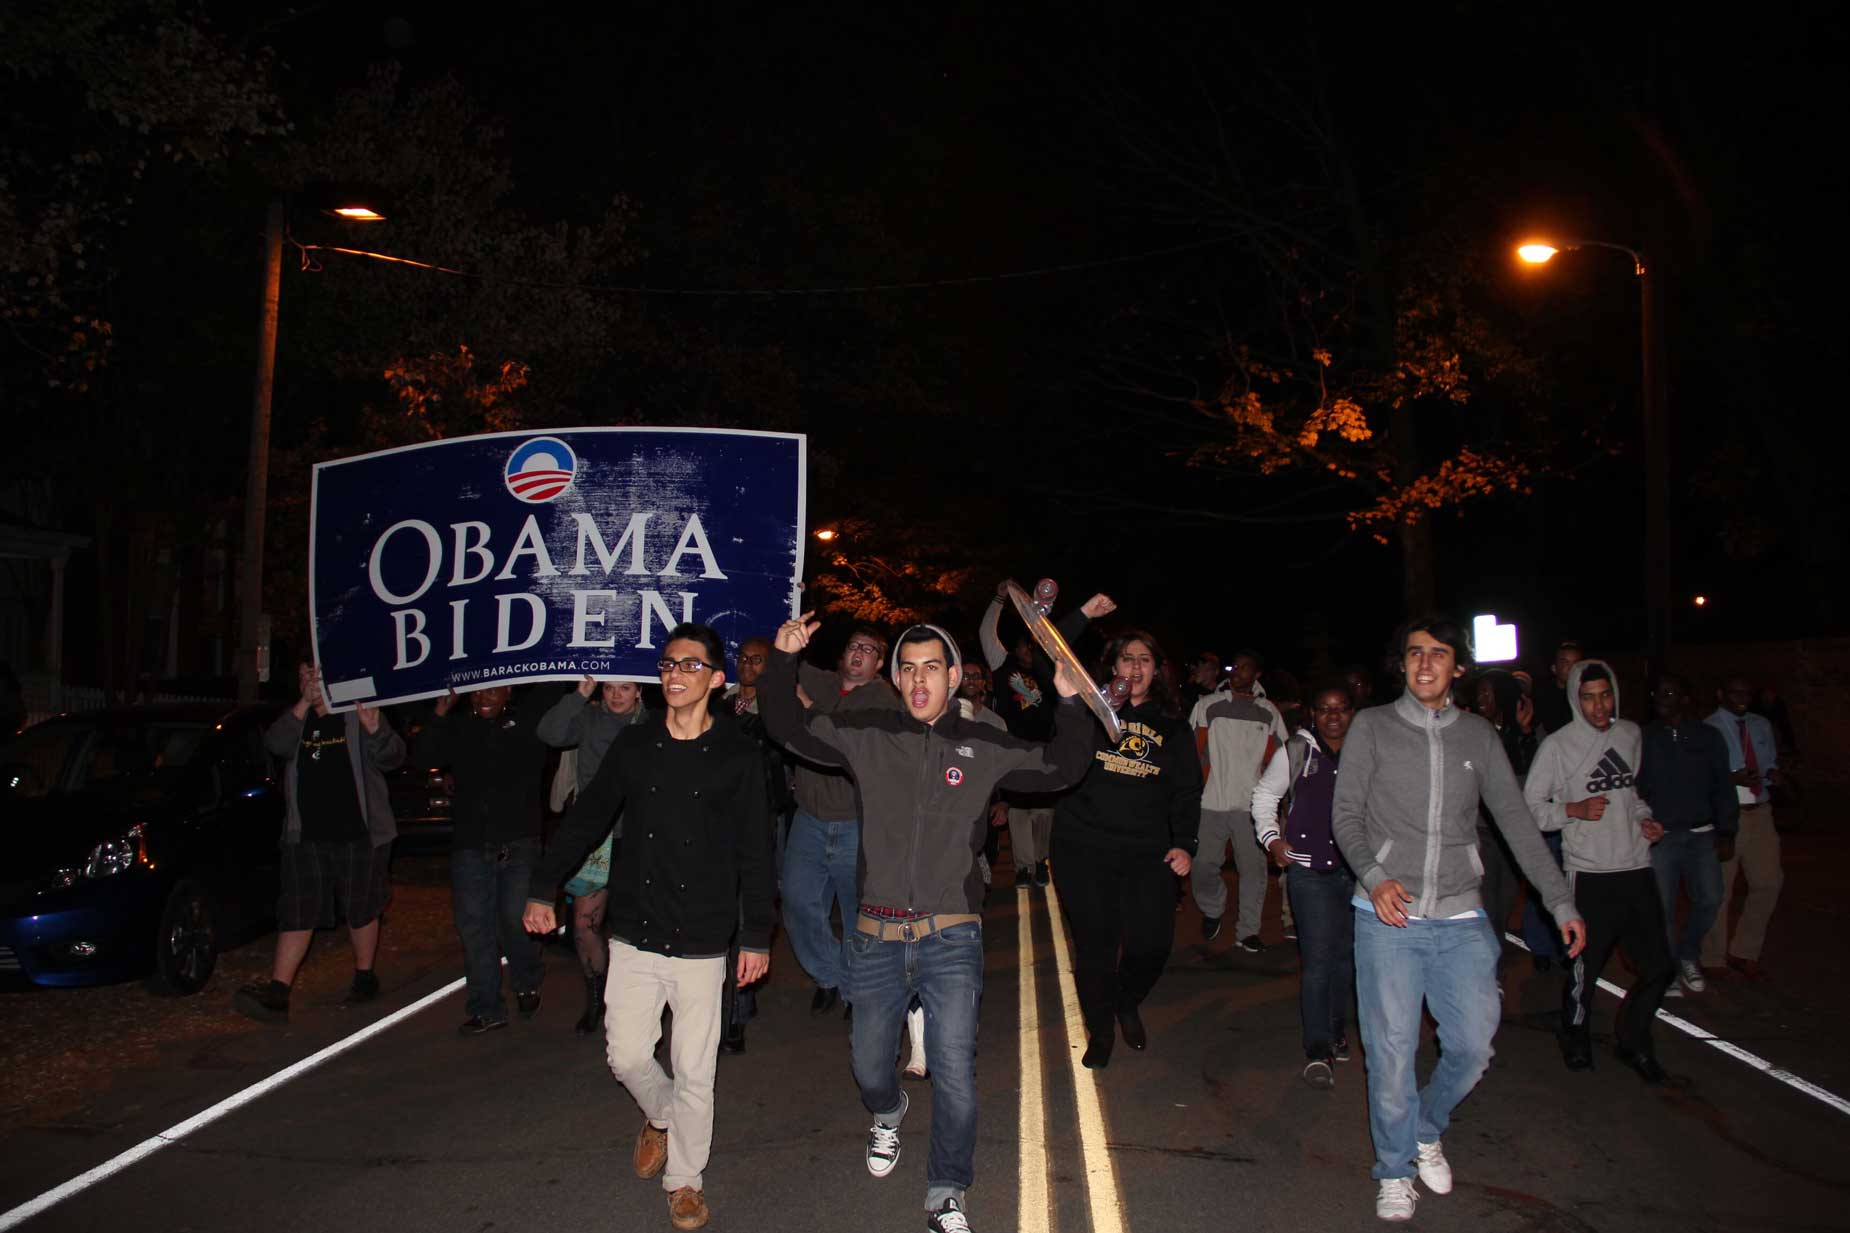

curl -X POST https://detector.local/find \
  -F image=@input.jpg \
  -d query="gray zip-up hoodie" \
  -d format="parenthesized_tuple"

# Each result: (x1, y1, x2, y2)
(1524, 659, 1653, 874)
(1333, 690, 1578, 923)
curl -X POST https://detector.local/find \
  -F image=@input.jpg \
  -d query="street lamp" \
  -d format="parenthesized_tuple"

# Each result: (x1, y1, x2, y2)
(238, 194, 386, 702)
(1518, 236, 1668, 685)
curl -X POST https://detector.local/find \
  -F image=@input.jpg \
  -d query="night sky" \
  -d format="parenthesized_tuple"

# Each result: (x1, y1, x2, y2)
(9, 4, 1846, 690)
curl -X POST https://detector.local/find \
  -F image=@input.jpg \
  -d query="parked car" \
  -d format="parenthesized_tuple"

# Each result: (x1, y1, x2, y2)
(386, 763, 454, 850)
(0, 704, 283, 993)
(385, 705, 453, 850)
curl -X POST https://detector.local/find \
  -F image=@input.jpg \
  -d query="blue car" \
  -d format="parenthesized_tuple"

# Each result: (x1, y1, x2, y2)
(0, 704, 283, 993)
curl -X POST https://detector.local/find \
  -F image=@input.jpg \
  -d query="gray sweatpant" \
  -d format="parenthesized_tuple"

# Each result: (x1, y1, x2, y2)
(1192, 807, 1268, 939)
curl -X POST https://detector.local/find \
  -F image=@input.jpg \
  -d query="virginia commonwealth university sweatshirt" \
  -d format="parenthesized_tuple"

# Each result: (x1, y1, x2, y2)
(1333, 691, 1579, 924)
(1523, 659, 1654, 875)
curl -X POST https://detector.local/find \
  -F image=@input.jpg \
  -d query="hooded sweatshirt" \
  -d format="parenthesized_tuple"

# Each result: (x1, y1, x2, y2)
(1523, 659, 1653, 874)
(1052, 698, 1203, 857)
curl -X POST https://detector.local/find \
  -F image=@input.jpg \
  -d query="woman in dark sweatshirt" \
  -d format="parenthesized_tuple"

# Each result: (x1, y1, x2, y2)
(1052, 629, 1203, 1068)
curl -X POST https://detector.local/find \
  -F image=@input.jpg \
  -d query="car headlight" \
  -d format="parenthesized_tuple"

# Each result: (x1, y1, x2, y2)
(83, 824, 149, 879)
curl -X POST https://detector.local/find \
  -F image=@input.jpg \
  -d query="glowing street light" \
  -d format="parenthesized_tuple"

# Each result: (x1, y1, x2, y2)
(814, 528, 838, 542)
(1693, 594, 1708, 607)
(327, 205, 387, 222)
(1516, 233, 1667, 682)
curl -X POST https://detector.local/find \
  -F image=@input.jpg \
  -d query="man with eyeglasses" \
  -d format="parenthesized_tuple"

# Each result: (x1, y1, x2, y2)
(762, 614, 1093, 1233)
(524, 624, 774, 1232)
(783, 625, 900, 1017)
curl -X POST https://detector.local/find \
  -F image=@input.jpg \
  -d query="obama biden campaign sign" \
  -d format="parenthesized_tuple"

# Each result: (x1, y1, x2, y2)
(309, 427, 806, 709)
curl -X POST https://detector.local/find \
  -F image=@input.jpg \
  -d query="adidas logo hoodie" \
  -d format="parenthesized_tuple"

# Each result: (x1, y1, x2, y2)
(1523, 658, 1654, 874)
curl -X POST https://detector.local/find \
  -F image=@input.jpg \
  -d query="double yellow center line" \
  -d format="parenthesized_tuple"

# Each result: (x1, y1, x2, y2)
(1017, 882, 1128, 1233)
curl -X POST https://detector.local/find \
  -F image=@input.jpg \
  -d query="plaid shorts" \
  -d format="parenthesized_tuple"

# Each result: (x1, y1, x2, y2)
(278, 839, 393, 931)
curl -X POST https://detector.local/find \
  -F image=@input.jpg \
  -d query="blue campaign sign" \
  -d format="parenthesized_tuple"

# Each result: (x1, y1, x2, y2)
(309, 427, 806, 708)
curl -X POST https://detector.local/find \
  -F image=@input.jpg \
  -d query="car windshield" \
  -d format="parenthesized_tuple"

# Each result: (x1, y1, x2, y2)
(0, 720, 212, 800)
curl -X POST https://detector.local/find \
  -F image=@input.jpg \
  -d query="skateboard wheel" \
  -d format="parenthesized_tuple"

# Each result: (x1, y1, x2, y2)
(1033, 578, 1058, 616)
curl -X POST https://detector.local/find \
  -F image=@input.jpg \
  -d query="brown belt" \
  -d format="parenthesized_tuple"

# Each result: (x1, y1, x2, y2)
(855, 912, 981, 942)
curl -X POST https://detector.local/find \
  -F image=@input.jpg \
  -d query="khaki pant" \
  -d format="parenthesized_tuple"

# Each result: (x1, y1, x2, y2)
(1009, 806, 1054, 870)
(1701, 805, 1783, 966)
(604, 939, 726, 1191)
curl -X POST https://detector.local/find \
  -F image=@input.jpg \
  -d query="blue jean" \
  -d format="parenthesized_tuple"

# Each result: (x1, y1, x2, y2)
(781, 809, 860, 991)
(1286, 865, 1355, 1058)
(846, 916, 985, 1206)
(452, 840, 544, 1021)
(1354, 907, 1502, 1181)
(1651, 829, 1724, 963)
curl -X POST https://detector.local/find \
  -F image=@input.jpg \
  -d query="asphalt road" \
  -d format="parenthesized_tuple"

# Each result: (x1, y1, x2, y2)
(3, 839, 1848, 1233)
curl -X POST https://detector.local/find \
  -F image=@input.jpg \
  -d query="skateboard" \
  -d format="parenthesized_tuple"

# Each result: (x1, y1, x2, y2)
(1003, 578, 1125, 742)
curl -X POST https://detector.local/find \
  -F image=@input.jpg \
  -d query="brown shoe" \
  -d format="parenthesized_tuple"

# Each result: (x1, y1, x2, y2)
(667, 1187, 709, 1230)
(633, 1121, 668, 1179)
(1728, 955, 1770, 982)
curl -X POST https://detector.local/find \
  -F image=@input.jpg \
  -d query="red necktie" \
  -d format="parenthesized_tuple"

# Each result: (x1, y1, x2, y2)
(1738, 718, 1762, 801)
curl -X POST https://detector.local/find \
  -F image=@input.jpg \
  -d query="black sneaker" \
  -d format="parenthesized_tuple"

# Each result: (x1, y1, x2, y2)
(926, 1196, 971, 1233)
(1200, 915, 1222, 942)
(459, 1015, 508, 1036)
(1014, 868, 1033, 889)
(1302, 1058, 1335, 1089)
(1237, 934, 1265, 954)
(1033, 861, 1051, 887)
(341, 970, 380, 1007)
(234, 978, 290, 1023)
(516, 990, 541, 1019)
(1333, 1034, 1351, 1062)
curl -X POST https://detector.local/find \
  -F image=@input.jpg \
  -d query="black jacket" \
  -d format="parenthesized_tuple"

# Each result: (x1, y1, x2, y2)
(530, 711, 775, 957)
(1637, 718, 1740, 836)
(411, 686, 557, 850)
(762, 648, 1094, 914)
(1053, 699, 1203, 857)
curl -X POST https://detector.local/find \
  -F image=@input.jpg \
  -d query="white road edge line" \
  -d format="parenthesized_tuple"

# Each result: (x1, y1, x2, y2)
(0, 973, 470, 1232)
(1503, 931, 1850, 1118)
(1017, 890, 1051, 1233)
(1043, 882, 1128, 1233)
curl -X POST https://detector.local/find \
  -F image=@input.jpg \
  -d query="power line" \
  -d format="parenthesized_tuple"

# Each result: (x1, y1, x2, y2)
(289, 235, 1233, 297)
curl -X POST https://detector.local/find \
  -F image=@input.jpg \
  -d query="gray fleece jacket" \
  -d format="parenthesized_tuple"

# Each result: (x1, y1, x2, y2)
(1333, 691, 1579, 923)
(1524, 659, 1653, 874)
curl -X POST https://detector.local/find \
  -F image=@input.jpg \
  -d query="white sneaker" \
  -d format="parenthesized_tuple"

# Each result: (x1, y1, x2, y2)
(1680, 960, 1706, 993)
(1375, 1177, 1419, 1221)
(1416, 1140, 1453, 1194)
(926, 1197, 972, 1233)
(865, 1121, 901, 1178)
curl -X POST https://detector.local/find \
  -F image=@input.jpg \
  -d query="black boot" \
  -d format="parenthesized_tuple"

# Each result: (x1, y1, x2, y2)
(575, 970, 606, 1035)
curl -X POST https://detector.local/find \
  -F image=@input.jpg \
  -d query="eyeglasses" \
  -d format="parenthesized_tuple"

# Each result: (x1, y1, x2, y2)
(845, 641, 883, 657)
(737, 654, 767, 666)
(657, 658, 717, 675)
